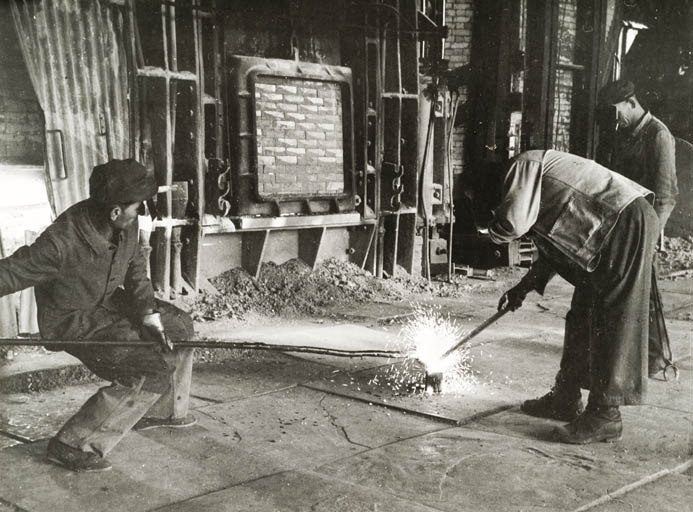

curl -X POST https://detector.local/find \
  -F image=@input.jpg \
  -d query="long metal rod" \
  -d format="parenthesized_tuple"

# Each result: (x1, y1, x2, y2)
(0, 338, 404, 359)
(440, 308, 509, 359)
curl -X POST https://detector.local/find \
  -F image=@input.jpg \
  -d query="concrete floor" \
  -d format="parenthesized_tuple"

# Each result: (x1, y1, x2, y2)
(0, 275, 691, 511)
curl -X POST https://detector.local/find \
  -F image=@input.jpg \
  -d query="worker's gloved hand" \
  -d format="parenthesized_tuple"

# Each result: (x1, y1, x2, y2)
(498, 283, 529, 312)
(142, 312, 173, 352)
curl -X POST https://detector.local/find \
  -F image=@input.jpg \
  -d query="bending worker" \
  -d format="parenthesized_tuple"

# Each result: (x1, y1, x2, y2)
(491, 150, 658, 444)
(0, 159, 196, 472)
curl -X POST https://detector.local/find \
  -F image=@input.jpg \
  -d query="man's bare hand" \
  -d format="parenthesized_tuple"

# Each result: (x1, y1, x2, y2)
(142, 312, 173, 352)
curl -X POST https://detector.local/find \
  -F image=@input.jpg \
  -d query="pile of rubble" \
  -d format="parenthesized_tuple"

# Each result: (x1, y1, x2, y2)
(188, 235, 693, 323)
(191, 257, 503, 322)
(659, 236, 693, 277)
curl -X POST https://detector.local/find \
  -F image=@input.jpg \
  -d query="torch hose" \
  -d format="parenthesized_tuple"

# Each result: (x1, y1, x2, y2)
(0, 338, 404, 359)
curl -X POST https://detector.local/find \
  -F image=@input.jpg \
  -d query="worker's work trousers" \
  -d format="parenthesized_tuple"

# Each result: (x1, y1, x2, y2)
(556, 198, 658, 406)
(54, 300, 194, 457)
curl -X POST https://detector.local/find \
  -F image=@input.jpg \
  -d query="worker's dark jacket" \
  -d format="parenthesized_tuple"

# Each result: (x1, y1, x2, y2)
(490, 150, 653, 274)
(0, 199, 155, 340)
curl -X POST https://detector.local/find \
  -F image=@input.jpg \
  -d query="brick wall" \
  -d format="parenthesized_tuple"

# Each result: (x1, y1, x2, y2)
(254, 76, 344, 197)
(0, 6, 44, 165)
(444, 0, 474, 177)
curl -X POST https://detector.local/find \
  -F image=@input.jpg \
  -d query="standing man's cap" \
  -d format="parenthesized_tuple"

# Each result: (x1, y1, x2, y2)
(89, 159, 158, 204)
(599, 79, 636, 106)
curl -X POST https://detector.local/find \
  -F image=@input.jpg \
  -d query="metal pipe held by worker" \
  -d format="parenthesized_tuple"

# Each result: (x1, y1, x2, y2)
(440, 308, 509, 359)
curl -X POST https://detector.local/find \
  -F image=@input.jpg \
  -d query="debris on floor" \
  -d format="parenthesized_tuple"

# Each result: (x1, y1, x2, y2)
(192, 258, 519, 322)
(659, 236, 693, 277)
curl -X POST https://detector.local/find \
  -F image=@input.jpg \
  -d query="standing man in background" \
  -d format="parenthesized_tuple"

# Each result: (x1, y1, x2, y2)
(598, 78, 678, 377)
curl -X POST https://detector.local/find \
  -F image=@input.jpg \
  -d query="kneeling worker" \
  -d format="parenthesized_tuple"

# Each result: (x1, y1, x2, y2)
(0, 159, 196, 471)
(490, 150, 658, 443)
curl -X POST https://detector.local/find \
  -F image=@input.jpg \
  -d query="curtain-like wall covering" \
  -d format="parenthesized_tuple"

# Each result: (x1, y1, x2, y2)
(10, 0, 132, 216)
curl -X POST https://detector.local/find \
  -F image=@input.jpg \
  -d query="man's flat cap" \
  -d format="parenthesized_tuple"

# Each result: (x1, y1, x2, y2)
(599, 79, 636, 106)
(89, 159, 158, 204)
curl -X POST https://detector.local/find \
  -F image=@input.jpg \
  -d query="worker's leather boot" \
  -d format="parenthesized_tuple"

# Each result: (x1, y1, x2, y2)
(46, 438, 112, 472)
(521, 385, 584, 422)
(552, 403, 622, 444)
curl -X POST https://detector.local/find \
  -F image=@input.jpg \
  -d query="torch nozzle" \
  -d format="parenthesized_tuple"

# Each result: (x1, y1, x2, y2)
(425, 371, 443, 394)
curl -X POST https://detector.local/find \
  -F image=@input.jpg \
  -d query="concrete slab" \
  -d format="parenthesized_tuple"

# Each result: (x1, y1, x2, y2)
(670, 307, 693, 322)
(0, 385, 210, 443)
(316, 427, 691, 512)
(284, 352, 397, 372)
(659, 277, 693, 295)
(466, 405, 690, 463)
(156, 469, 441, 512)
(300, 309, 572, 426)
(196, 321, 404, 354)
(662, 291, 693, 311)
(190, 351, 337, 402)
(644, 367, 691, 412)
(668, 301, 693, 321)
(325, 301, 424, 323)
(587, 463, 693, 512)
(0, 384, 102, 442)
(0, 352, 98, 394)
(666, 319, 693, 357)
(285, 323, 405, 371)
(0, 352, 81, 380)
(302, 344, 562, 427)
(0, 385, 446, 512)
(0, 434, 21, 449)
(376, 301, 568, 362)
(0, 274, 689, 511)
(0, 499, 22, 512)
(0, 432, 276, 512)
(190, 386, 444, 458)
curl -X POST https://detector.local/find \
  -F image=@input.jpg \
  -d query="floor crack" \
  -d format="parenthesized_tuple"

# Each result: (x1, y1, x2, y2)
(437, 453, 483, 501)
(318, 394, 370, 449)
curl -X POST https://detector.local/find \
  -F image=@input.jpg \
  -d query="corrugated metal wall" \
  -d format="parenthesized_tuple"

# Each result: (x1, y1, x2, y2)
(10, 0, 132, 216)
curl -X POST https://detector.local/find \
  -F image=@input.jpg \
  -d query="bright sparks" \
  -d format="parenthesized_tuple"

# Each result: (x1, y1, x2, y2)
(371, 304, 478, 395)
